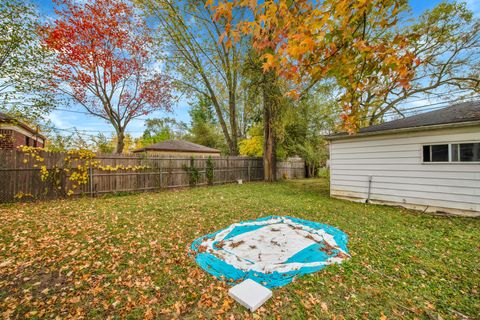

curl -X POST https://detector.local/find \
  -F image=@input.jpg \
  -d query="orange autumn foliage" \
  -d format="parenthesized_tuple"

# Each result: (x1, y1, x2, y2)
(210, 0, 417, 132)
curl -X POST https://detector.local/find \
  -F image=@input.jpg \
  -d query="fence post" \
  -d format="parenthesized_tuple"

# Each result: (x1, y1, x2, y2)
(248, 161, 251, 182)
(89, 166, 93, 197)
(226, 157, 229, 184)
(160, 167, 163, 189)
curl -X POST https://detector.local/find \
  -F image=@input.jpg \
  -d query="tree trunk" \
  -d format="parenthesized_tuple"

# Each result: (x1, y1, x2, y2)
(263, 119, 276, 182)
(201, 78, 237, 156)
(263, 86, 276, 182)
(116, 130, 125, 154)
(308, 164, 315, 178)
(229, 91, 239, 155)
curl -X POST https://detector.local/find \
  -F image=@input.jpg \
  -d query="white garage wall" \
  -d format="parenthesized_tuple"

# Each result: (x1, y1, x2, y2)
(329, 125, 480, 215)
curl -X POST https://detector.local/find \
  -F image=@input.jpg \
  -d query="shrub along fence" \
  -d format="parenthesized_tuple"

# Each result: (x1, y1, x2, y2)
(0, 150, 305, 203)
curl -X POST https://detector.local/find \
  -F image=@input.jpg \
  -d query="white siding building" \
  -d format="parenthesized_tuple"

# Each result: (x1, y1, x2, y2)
(326, 102, 480, 217)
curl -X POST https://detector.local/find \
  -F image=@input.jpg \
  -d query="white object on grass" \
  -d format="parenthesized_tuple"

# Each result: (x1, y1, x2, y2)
(228, 279, 272, 312)
(237, 179, 243, 184)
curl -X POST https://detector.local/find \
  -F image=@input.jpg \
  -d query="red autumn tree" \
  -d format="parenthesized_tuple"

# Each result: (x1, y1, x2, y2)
(42, 0, 173, 153)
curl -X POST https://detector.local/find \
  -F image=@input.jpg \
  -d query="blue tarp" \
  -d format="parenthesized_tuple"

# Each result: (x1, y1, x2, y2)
(191, 216, 349, 288)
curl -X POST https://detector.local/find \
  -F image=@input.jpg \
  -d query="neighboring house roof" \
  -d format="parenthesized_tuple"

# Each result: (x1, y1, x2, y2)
(133, 140, 221, 154)
(326, 100, 480, 140)
(0, 113, 47, 140)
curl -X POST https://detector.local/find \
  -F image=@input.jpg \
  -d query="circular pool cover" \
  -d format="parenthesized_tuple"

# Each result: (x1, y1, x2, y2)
(190, 216, 350, 288)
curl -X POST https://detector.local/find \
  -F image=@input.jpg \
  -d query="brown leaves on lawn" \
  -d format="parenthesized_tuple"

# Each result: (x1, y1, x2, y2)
(2, 180, 476, 319)
(0, 195, 285, 319)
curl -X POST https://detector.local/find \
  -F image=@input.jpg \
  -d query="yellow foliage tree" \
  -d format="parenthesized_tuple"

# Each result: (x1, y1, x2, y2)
(239, 124, 264, 157)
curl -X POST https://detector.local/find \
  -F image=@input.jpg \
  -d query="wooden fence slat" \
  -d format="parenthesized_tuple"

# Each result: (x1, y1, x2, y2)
(0, 150, 305, 202)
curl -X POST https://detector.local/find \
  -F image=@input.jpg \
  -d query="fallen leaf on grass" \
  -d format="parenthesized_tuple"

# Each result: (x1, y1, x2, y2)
(321, 301, 328, 312)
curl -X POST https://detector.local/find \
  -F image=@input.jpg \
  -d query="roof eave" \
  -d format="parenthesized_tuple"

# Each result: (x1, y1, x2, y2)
(0, 119, 47, 140)
(325, 120, 480, 141)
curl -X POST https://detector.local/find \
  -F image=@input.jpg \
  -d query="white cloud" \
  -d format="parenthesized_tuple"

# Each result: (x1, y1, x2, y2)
(45, 111, 74, 129)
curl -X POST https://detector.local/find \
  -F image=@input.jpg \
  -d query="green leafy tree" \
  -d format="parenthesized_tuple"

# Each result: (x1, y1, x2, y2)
(279, 94, 339, 177)
(190, 95, 217, 126)
(0, 0, 54, 119)
(187, 122, 225, 150)
(91, 133, 115, 154)
(137, 118, 187, 148)
(206, 156, 214, 185)
(44, 131, 75, 152)
(44, 129, 91, 151)
(184, 96, 227, 152)
(183, 157, 200, 186)
(135, 0, 254, 155)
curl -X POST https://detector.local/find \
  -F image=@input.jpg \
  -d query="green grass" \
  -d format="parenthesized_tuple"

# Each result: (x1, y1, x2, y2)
(0, 179, 478, 319)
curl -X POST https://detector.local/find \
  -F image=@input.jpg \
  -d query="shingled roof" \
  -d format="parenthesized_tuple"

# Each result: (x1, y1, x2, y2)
(133, 140, 220, 154)
(327, 100, 480, 140)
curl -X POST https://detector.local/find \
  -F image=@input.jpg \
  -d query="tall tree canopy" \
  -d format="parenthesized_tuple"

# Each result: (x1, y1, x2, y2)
(362, 1, 480, 125)
(135, 0, 255, 155)
(211, 0, 418, 180)
(240, 48, 287, 180)
(0, 0, 54, 119)
(212, 0, 417, 132)
(42, 0, 173, 153)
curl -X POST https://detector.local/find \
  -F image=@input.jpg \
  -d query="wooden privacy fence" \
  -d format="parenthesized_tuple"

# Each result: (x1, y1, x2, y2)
(0, 150, 305, 202)
(276, 157, 306, 180)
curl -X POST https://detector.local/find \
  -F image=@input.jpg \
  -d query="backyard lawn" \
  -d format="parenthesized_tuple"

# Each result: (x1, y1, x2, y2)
(0, 179, 478, 319)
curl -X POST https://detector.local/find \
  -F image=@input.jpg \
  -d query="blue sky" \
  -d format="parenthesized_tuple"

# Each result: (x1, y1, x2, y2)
(32, 0, 479, 139)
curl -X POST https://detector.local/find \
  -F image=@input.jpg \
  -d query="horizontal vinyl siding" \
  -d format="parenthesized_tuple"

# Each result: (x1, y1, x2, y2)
(333, 170, 480, 180)
(332, 180, 479, 197)
(332, 185, 479, 205)
(332, 190, 478, 212)
(331, 176, 480, 188)
(332, 157, 420, 165)
(332, 164, 480, 173)
(331, 150, 420, 160)
(329, 126, 480, 213)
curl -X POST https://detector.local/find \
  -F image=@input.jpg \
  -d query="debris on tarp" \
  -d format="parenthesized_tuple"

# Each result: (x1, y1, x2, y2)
(191, 216, 350, 288)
